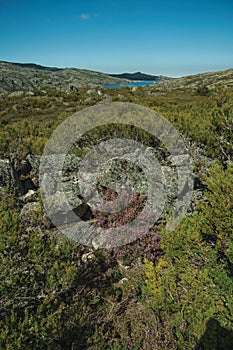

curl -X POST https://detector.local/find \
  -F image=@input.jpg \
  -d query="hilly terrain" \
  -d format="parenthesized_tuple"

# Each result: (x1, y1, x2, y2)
(1, 61, 232, 96)
(0, 61, 130, 94)
(0, 64, 233, 350)
(109, 71, 168, 81)
(156, 68, 233, 90)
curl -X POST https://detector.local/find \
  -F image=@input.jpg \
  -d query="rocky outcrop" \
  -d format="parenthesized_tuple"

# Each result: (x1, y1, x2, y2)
(0, 149, 197, 241)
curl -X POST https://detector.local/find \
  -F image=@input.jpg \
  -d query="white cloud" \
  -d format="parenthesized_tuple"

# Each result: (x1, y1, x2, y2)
(80, 13, 90, 20)
(77, 13, 99, 20)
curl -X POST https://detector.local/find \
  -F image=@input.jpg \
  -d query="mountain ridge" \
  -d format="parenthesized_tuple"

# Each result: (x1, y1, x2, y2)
(109, 71, 169, 81)
(0, 61, 233, 94)
(0, 61, 131, 94)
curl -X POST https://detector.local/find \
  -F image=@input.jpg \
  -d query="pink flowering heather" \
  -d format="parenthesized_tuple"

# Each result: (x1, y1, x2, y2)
(91, 188, 162, 262)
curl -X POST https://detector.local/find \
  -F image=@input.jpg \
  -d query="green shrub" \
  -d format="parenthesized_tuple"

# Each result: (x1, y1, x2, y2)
(143, 163, 233, 349)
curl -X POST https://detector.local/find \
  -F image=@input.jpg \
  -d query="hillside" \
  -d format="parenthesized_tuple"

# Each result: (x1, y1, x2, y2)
(0, 61, 130, 94)
(2, 61, 232, 95)
(109, 71, 169, 81)
(156, 68, 233, 90)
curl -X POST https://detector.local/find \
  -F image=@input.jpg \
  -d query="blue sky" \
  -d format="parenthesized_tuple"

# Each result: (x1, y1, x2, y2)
(0, 0, 232, 76)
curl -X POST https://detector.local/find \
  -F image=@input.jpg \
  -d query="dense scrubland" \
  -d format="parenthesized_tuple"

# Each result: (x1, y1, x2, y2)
(0, 76, 233, 349)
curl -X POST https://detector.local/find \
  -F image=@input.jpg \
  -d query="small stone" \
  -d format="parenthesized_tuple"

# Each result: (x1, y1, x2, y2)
(81, 252, 95, 263)
(20, 189, 37, 203)
(119, 277, 128, 284)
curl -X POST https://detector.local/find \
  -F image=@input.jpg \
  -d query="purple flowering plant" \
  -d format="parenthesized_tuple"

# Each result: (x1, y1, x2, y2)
(91, 188, 163, 262)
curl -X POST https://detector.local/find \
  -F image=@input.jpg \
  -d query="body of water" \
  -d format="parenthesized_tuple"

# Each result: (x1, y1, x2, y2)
(103, 80, 160, 89)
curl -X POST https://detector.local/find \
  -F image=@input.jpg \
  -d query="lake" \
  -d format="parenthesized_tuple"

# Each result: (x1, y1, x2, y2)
(103, 80, 160, 89)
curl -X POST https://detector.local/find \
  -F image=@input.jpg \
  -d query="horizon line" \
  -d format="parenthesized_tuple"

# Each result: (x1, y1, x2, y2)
(1, 59, 232, 79)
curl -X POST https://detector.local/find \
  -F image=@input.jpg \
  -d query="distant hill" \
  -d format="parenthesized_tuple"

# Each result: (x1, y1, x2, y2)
(3, 61, 62, 71)
(1, 61, 232, 95)
(156, 68, 233, 90)
(109, 71, 169, 81)
(0, 61, 130, 94)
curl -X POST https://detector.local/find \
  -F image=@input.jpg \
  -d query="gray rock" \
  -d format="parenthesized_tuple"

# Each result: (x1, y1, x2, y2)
(102, 94, 113, 103)
(8, 91, 24, 97)
(63, 154, 81, 174)
(18, 146, 195, 245)
(43, 191, 90, 226)
(37, 154, 81, 175)
(26, 91, 34, 96)
(117, 94, 126, 101)
(161, 166, 178, 200)
(40, 172, 58, 196)
(55, 220, 98, 247)
(26, 154, 40, 173)
(87, 89, 97, 95)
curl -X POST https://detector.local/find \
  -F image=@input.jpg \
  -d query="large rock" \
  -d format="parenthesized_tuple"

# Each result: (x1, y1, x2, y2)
(39, 153, 88, 223)
(14, 149, 196, 241)
(43, 191, 91, 226)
